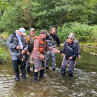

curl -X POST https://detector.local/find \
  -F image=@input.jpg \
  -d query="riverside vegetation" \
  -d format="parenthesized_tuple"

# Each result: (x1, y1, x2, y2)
(0, 0, 97, 62)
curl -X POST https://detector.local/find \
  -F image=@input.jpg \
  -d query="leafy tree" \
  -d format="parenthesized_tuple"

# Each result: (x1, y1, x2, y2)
(0, 0, 97, 34)
(0, 0, 33, 33)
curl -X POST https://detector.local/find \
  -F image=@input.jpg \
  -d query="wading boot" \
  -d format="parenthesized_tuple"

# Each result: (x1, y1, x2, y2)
(15, 77, 20, 81)
(34, 72, 38, 83)
(40, 69, 44, 78)
(15, 71, 20, 81)
(52, 68, 55, 71)
(46, 67, 49, 71)
(61, 72, 65, 76)
(21, 68, 27, 79)
(68, 71, 73, 77)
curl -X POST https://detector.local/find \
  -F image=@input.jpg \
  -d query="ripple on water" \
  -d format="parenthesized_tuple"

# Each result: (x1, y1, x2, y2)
(91, 72, 96, 74)
(0, 61, 97, 97)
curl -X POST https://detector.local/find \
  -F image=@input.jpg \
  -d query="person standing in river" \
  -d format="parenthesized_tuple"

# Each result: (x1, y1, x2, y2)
(45, 27, 60, 71)
(62, 32, 81, 65)
(69, 32, 81, 63)
(25, 28, 37, 73)
(6, 28, 28, 81)
(55, 35, 78, 77)
(32, 30, 48, 82)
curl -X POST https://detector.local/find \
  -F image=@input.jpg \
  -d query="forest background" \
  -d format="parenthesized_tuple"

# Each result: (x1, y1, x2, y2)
(0, 0, 97, 43)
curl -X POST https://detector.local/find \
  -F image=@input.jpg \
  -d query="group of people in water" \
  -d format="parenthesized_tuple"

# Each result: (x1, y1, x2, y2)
(6, 27, 81, 82)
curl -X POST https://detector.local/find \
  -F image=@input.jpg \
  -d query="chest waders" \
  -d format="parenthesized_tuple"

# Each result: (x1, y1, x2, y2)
(46, 35, 57, 70)
(27, 35, 37, 72)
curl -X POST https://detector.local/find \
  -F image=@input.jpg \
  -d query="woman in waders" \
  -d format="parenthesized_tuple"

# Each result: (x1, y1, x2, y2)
(55, 35, 78, 77)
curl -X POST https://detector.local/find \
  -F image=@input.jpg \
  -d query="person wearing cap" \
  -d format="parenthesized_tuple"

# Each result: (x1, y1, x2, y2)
(6, 28, 28, 81)
(69, 32, 81, 62)
(55, 35, 78, 77)
(32, 30, 48, 82)
(45, 27, 60, 70)
(25, 28, 37, 72)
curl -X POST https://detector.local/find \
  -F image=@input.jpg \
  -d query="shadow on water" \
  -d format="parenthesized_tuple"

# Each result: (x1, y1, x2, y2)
(0, 42, 97, 97)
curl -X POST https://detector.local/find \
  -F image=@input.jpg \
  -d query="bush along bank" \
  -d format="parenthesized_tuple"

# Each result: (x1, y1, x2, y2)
(80, 42, 97, 56)
(1, 22, 97, 43)
(1, 22, 97, 58)
(57, 22, 97, 43)
(0, 45, 11, 63)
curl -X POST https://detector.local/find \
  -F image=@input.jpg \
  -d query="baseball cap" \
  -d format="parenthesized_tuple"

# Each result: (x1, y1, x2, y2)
(68, 35, 75, 40)
(30, 28, 35, 31)
(19, 28, 26, 36)
(40, 30, 47, 35)
(69, 32, 75, 37)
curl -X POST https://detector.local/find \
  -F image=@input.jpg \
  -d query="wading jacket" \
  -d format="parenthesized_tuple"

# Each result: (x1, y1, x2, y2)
(32, 36, 47, 60)
(25, 35, 37, 53)
(46, 33, 60, 49)
(60, 42, 78, 60)
(6, 32, 28, 56)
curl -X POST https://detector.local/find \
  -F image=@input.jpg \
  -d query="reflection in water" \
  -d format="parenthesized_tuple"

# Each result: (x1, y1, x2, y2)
(0, 43, 97, 97)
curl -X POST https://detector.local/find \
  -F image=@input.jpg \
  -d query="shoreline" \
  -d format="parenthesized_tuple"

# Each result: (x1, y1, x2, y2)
(0, 33, 97, 63)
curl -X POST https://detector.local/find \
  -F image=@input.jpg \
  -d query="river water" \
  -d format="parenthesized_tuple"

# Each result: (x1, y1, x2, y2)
(0, 41, 97, 97)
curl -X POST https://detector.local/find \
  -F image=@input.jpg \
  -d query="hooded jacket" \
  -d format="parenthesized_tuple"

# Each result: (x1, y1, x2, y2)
(60, 42, 78, 60)
(7, 32, 28, 57)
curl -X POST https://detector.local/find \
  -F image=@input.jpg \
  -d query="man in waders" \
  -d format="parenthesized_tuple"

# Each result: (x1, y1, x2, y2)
(7, 28, 28, 81)
(25, 28, 37, 72)
(55, 35, 78, 77)
(32, 30, 47, 82)
(45, 28, 60, 70)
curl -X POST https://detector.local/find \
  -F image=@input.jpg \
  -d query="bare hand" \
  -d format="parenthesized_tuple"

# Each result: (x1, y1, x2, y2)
(55, 49, 60, 53)
(62, 54, 64, 57)
(78, 55, 81, 59)
(57, 47, 59, 49)
(21, 50, 25, 54)
(69, 56, 72, 60)
(16, 46, 21, 49)
(40, 55, 45, 60)
(27, 52, 30, 56)
(48, 47, 54, 51)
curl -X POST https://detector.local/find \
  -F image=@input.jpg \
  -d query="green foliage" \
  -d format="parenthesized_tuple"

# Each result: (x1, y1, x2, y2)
(0, 0, 9, 11)
(32, 0, 96, 29)
(0, 0, 32, 33)
(58, 22, 97, 43)
(0, 0, 97, 44)
(0, 47, 9, 63)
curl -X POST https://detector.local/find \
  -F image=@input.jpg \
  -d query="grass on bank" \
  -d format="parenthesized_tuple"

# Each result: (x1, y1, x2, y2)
(0, 32, 9, 40)
(0, 47, 10, 63)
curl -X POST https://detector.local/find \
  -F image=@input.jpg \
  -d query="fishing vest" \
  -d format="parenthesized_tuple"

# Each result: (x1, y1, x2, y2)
(37, 36, 47, 54)
(47, 34, 56, 48)
(28, 35, 37, 53)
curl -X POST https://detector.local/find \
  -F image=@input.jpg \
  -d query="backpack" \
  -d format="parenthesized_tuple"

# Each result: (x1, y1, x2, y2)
(28, 35, 37, 53)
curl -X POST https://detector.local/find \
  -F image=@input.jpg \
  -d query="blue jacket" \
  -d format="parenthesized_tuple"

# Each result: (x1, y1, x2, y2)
(60, 42, 78, 60)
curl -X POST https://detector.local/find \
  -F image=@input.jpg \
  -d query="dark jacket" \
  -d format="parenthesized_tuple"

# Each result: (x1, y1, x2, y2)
(74, 39, 81, 55)
(6, 32, 28, 56)
(60, 42, 78, 60)
(65, 39, 81, 55)
(46, 33, 60, 47)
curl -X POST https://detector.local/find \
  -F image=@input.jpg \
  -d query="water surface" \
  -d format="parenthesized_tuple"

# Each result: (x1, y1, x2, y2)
(0, 42, 97, 97)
